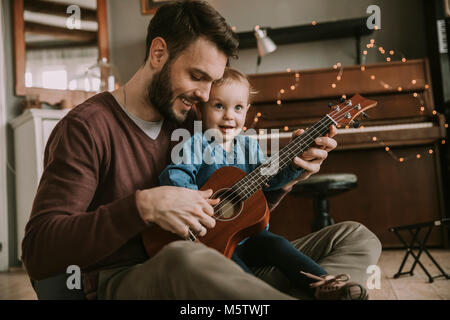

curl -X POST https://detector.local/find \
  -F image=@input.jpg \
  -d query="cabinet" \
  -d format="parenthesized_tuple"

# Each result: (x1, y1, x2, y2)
(11, 109, 69, 259)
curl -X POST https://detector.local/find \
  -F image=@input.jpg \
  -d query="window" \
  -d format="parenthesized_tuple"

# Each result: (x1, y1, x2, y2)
(42, 69, 67, 90)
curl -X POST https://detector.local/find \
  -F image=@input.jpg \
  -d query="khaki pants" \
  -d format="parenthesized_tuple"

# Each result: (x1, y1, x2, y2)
(97, 221, 382, 299)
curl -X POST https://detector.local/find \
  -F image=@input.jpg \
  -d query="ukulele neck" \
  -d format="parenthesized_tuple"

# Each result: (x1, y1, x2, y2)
(233, 115, 336, 201)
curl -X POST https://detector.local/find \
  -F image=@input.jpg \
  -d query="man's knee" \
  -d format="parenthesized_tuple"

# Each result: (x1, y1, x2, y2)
(336, 221, 382, 258)
(157, 240, 223, 273)
(158, 241, 198, 269)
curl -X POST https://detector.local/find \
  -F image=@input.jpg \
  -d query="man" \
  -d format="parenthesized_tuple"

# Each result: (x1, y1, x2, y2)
(22, 0, 381, 300)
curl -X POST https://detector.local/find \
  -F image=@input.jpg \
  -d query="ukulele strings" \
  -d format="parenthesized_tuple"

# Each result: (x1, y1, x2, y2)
(211, 108, 346, 218)
(211, 116, 332, 218)
(210, 103, 357, 220)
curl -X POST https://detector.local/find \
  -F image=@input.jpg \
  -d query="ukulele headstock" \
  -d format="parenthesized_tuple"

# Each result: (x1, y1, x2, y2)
(327, 94, 377, 128)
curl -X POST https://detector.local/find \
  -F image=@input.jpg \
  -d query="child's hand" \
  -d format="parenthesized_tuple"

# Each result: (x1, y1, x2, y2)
(282, 125, 338, 190)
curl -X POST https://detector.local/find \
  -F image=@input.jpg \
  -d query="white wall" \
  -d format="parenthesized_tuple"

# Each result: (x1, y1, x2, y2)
(3, 0, 24, 268)
(0, 0, 10, 271)
(108, 0, 427, 80)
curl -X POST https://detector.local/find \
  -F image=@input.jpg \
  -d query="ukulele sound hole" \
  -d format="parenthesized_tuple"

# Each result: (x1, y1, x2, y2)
(212, 188, 244, 222)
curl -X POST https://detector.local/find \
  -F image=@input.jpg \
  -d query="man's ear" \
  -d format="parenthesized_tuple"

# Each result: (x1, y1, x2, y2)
(148, 37, 169, 70)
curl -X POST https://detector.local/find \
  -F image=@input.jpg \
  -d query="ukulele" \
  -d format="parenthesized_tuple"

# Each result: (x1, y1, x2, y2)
(142, 93, 377, 258)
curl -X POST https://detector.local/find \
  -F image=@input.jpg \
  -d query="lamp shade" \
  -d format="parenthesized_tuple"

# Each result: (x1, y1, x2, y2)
(254, 28, 277, 57)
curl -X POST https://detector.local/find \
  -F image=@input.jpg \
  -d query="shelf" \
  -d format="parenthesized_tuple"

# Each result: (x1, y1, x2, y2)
(236, 17, 374, 64)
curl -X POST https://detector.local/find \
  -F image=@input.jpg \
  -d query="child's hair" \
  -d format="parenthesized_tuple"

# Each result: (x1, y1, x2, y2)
(206, 67, 258, 105)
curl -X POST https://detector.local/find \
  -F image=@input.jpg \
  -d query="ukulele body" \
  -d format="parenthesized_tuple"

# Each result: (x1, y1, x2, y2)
(142, 166, 270, 259)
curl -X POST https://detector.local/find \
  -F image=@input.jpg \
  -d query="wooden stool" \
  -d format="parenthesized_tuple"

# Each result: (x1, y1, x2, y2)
(292, 173, 358, 232)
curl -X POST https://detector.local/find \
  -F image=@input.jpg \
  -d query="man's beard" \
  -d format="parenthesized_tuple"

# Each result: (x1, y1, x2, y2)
(147, 59, 190, 124)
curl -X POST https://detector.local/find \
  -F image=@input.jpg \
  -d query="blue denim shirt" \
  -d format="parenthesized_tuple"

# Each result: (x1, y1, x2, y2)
(159, 133, 301, 190)
(159, 133, 302, 244)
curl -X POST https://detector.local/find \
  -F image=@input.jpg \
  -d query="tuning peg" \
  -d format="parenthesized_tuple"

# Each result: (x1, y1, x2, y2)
(339, 97, 346, 103)
(352, 120, 361, 128)
(361, 112, 369, 119)
(328, 102, 334, 108)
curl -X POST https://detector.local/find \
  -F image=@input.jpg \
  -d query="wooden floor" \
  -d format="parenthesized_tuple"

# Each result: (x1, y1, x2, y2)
(0, 249, 449, 300)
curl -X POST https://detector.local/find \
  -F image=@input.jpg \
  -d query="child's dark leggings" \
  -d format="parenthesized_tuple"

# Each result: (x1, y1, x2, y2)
(231, 229, 328, 290)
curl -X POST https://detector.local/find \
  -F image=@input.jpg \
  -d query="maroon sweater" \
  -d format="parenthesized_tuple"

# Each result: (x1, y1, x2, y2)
(21, 92, 289, 296)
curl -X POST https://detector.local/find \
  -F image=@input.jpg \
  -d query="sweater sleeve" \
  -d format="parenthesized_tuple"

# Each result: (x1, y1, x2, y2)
(21, 116, 150, 280)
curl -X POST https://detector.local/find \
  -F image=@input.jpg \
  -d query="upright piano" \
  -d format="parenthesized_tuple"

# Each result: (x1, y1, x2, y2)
(246, 59, 447, 247)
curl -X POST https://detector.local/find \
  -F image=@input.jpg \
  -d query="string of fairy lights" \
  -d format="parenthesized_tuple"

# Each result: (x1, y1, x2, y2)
(242, 24, 448, 164)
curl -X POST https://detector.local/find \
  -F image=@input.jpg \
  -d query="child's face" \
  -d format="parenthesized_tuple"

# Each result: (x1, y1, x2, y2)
(200, 80, 250, 143)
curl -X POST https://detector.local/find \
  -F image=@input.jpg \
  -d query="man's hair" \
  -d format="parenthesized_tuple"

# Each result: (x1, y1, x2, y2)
(214, 67, 258, 104)
(144, 0, 239, 62)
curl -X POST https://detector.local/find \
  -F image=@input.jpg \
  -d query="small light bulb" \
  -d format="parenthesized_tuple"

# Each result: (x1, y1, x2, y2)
(290, 85, 295, 90)
(280, 89, 285, 94)
(429, 149, 434, 154)
(402, 58, 407, 62)
(256, 112, 261, 117)
(411, 80, 416, 84)
(276, 100, 281, 105)
(416, 154, 421, 159)
(361, 66, 366, 71)
(385, 147, 390, 151)
(284, 126, 289, 131)
(331, 83, 336, 88)
(399, 157, 404, 162)
(372, 136, 377, 141)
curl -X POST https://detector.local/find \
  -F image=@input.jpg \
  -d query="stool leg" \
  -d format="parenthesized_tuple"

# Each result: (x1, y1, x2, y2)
(312, 197, 334, 231)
